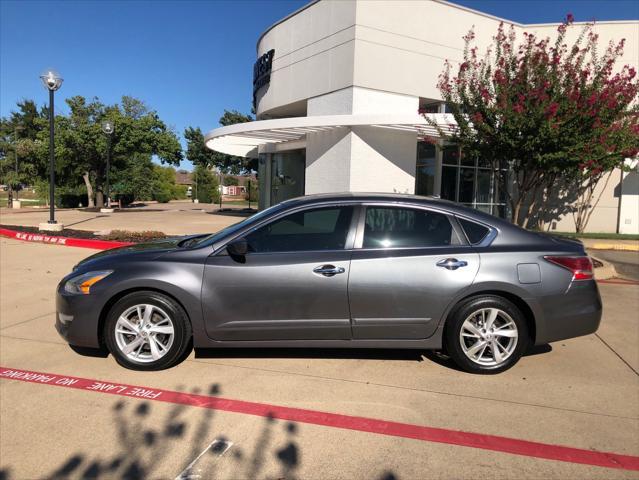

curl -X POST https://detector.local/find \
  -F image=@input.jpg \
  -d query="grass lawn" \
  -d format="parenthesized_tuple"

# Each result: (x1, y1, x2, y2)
(548, 231, 639, 241)
(0, 190, 47, 206)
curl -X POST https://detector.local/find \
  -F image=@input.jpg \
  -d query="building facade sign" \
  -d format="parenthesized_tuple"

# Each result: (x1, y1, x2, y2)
(253, 49, 274, 108)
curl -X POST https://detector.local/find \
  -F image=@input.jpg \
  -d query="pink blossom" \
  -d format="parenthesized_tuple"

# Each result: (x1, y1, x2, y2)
(471, 112, 484, 123)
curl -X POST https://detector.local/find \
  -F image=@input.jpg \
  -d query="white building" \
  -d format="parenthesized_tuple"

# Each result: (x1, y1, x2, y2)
(205, 0, 639, 233)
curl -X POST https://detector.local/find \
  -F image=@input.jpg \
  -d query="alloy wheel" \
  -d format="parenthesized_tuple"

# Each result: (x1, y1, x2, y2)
(114, 304, 175, 363)
(459, 307, 518, 366)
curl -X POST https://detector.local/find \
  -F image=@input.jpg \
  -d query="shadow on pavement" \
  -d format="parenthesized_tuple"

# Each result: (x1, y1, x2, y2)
(425, 344, 552, 372)
(0, 381, 399, 480)
(195, 347, 428, 362)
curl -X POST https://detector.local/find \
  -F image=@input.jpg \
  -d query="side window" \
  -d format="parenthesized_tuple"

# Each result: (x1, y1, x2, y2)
(458, 217, 490, 244)
(245, 206, 353, 253)
(363, 207, 456, 248)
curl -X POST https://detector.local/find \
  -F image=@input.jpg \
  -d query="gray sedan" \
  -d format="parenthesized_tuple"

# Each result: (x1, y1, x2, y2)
(56, 193, 601, 374)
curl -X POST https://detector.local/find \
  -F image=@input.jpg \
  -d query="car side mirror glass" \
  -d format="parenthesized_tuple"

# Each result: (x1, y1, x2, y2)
(227, 238, 248, 257)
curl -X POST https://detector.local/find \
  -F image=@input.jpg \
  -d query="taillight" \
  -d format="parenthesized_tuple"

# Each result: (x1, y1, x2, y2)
(544, 256, 594, 281)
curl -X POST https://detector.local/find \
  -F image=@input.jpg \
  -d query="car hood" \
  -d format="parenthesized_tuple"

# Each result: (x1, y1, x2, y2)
(74, 235, 198, 270)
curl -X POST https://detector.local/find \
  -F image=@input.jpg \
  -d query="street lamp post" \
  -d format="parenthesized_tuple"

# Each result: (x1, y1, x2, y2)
(14, 126, 24, 203)
(101, 121, 114, 209)
(40, 69, 63, 227)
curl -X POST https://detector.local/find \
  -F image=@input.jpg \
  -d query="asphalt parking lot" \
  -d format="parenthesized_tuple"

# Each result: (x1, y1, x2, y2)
(0, 237, 638, 479)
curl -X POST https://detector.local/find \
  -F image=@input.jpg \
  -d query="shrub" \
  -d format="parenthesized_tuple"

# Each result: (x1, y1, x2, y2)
(103, 230, 167, 242)
(245, 179, 258, 202)
(193, 165, 220, 204)
(153, 185, 173, 203)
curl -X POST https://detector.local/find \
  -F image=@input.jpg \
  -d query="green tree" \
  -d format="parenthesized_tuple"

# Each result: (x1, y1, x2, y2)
(0, 100, 48, 205)
(33, 95, 183, 208)
(192, 164, 220, 204)
(432, 17, 639, 230)
(223, 175, 239, 186)
(184, 109, 253, 175)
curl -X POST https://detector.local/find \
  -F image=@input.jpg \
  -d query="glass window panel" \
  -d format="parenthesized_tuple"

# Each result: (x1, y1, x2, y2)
(440, 166, 457, 201)
(459, 168, 475, 203)
(460, 150, 476, 167)
(494, 205, 507, 218)
(458, 218, 490, 244)
(478, 156, 492, 168)
(415, 142, 437, 196)
(475, 169, 491, 204)
(420, 103, 440, 114)
(415, 165, 435, 196)
(246, 206, 353, 253)
(442, 145, 460, 165)
(363, 207, 455, 248)
(416, 142, 436, 164)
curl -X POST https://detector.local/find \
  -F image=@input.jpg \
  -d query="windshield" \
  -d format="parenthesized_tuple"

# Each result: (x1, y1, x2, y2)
(187, 203, 287, 248)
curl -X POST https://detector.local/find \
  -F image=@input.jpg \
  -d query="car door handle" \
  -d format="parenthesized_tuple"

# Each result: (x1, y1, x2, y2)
(436, 258, 468, 270)
(313, 265, 346, 277)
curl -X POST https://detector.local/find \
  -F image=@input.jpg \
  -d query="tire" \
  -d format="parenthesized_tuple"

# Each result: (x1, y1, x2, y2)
(105, 291, 192, 371)
(444, 295, 529, 374)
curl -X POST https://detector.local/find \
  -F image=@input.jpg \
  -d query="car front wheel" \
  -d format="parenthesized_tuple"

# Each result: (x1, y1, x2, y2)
(444, 296, 529, 374)
(105, 291, 192, 371)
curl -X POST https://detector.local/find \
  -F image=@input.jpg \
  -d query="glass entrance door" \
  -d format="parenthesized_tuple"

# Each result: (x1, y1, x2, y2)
(270, 149, 305, 205)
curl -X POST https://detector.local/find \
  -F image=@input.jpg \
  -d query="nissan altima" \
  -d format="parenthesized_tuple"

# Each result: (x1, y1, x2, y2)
(56, 193, 602, 373)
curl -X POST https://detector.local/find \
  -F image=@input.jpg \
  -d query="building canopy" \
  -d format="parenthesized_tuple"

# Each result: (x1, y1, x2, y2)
(204, 113, 459, 158)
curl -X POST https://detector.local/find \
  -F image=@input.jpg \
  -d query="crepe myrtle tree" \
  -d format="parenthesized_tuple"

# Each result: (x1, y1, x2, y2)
(429, 15, 639, 230)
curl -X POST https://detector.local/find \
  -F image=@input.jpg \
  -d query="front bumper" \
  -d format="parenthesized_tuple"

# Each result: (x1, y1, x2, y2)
(533, 280, 602, 345)
(55, 283, 103, 348)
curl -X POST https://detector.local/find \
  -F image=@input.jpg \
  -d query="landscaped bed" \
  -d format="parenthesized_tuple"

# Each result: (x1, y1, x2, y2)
(0, 225, 168, 243)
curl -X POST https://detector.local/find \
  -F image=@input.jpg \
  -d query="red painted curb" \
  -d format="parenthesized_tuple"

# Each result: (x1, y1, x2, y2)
(598, 278, 639, 285)
(1, 366, 638, 471)
(0, 227, 132, 250)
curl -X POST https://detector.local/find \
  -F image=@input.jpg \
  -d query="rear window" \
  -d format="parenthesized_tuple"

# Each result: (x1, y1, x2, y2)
(458, 218, 490, 244)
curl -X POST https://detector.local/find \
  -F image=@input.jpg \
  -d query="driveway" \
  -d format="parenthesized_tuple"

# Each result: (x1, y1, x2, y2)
(0, 237, 638, 479)
(0, 201, 244, 236)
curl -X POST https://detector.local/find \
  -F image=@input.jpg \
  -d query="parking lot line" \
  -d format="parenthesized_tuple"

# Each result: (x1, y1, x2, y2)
(1, 365, 638, 472)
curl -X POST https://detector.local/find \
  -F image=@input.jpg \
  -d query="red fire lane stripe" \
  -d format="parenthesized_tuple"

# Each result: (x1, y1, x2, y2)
(0, 228, 131, 250)
(598, 278, 639, 285)
(1, 366, 638, 471)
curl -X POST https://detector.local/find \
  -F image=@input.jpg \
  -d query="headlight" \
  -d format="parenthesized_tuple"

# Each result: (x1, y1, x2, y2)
(64, 270, 113, 295)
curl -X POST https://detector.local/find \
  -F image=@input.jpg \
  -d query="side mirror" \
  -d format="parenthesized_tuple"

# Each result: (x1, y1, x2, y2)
(227, 238, 248, 257)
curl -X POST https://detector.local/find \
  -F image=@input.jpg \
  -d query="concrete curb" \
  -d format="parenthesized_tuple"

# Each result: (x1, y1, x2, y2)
(588, 242, 639, 252)
(589, 254, 617, 280)
(0, 227, 132, 250)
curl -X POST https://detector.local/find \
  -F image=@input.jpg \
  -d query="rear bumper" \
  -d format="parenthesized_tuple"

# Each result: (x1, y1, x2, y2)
(55, 284, 103, 348)
(533, 280, 602, 345)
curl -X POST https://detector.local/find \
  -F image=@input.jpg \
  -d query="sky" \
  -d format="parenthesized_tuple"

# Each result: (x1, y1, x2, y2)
(1, 0, 638, 171)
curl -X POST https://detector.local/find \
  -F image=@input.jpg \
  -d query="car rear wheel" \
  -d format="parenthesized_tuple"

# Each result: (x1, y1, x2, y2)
(105, 291, 192, 371)
(444, 296, 529, 374)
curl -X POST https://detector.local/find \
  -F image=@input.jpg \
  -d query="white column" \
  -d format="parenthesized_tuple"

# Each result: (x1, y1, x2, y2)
(305, 86, 419, 195)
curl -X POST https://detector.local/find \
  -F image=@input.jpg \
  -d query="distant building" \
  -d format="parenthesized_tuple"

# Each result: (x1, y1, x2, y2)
(204, 0, 638, 233)
(175, 170, 193, 186)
